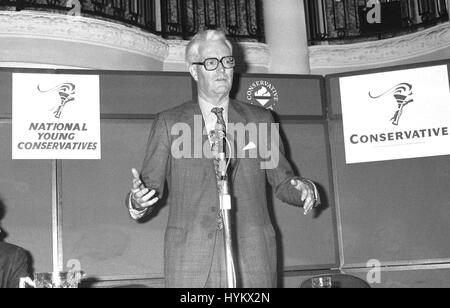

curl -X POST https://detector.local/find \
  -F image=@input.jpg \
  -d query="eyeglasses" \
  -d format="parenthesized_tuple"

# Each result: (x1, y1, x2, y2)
(192, 56, 235, 71)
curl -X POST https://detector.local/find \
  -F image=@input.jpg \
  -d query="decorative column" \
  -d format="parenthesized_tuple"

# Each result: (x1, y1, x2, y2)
(262, 0, 311, 74)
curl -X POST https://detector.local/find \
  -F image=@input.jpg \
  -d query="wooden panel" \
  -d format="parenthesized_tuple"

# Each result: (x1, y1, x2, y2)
(62, 120, 167, 278)
(62, 120, 338, 278)
(0, 71, 12, 116)
(232, 74, 325, 116)
(274, 123, 338, 269)
(99, 72, 193, 116)
(0, 121, 53, 273)
(330, 119, 450, 266)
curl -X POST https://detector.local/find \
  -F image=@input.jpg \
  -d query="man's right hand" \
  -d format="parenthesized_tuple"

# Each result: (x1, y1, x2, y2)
(130, 168, 159, 210)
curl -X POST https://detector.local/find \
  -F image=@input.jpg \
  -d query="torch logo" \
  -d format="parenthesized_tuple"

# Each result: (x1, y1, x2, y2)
(38, 83, 76, 119)
(369, 83, 413, 126)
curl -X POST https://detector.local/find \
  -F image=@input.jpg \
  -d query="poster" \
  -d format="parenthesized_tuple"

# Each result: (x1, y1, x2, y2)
(12, 73, 101, 159)
(339, 65, 450, 164)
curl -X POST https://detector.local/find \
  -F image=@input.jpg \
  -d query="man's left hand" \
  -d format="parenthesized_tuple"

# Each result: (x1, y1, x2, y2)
(290, 179, 318, 215)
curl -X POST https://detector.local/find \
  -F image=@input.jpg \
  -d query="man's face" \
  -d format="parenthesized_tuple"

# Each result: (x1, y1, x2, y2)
(190, 41, 234, 103)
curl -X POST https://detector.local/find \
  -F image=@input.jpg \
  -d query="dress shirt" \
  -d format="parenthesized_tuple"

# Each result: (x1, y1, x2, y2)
(198, 97, 229, 136)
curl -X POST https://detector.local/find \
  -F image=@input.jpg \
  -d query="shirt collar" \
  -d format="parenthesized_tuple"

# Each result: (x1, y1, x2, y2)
(198, 97, 229, 119)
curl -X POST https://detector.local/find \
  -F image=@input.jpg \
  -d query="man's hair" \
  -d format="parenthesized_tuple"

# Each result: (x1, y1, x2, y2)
(185, 30, 233, 64)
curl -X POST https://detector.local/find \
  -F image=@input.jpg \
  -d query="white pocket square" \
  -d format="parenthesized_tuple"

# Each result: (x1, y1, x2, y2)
(242, 142, 257, 151)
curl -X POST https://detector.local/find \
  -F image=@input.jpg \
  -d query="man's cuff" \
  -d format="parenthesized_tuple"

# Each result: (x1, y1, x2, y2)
(128, 193, 148, 220)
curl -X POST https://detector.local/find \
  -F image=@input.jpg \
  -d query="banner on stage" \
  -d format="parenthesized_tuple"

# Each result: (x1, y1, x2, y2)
(339, 65, 450, 164)
(12, 73, 101, 159)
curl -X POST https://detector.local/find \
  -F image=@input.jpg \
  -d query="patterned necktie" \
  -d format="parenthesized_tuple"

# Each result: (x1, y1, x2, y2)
(211, 107, 226, 138)
(211, 107, 226, 186)
(211, 107, 226, 161)
(211, 107, 226, 230)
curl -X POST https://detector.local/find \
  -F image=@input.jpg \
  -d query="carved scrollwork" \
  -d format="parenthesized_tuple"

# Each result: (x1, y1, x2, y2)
(310, 22, 450, 69)
(0, 11, 169, 60)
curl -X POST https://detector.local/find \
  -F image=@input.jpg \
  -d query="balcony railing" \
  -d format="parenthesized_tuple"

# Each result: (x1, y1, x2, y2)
(0, 0, 158, 31)
(305, 0, 449, 44)
(0, 0, 264, 42)
(160, 0, 264, 41)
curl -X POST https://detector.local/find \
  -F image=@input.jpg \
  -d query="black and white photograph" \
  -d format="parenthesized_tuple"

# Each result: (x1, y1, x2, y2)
(0, 0, 449, 293)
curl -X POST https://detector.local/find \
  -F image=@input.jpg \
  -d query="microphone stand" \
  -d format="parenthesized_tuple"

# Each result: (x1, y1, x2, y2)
(216, 130, 237, 288)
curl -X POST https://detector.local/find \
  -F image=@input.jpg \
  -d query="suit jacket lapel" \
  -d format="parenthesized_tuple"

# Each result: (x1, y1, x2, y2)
(181, 100, 210, 160)
(228, 100, 248, 183)
(182, 100, 249, 186)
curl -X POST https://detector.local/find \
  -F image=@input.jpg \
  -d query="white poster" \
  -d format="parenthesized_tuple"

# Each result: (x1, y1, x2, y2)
(12, 73, 101, 159)
(339, 65, 450, 164)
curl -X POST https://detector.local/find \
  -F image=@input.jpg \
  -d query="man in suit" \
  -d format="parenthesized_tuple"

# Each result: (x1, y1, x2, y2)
(0, 202, 32, 288)
(128, 30, 320, 288)
(0, 231, 30, 288)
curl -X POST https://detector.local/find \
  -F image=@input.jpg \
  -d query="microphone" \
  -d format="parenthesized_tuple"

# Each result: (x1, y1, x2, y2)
(210, 125, 225, 152)
(211, 126, 235, 287)
(210, 127, 227, 177)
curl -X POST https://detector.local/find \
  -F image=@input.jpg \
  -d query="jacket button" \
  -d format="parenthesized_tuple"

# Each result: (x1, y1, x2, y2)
(208, 233, 214, 239)
(211, 207, 216, 212)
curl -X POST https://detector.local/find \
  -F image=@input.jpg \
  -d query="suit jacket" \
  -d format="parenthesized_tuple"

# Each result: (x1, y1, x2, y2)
(140, 99, 304, 288)
(0, 242, 29, 288)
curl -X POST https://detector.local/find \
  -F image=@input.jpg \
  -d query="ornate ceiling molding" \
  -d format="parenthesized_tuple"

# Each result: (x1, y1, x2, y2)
(237, 42, 271, 70)
(0, 11, 270, 71)
(0, 11, 169, 61)
(309, 22, 450, 69)
(166, 40, 188, 65)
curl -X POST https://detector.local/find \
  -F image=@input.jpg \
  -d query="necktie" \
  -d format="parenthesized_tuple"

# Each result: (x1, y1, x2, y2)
(211, 107, 226, 135)
(211, 107, 226, 230)
(211, 107, 226, 186)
